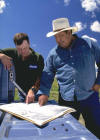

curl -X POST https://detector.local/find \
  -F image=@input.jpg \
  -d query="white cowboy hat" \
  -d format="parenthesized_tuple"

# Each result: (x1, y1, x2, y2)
(46, 18, 78, 37)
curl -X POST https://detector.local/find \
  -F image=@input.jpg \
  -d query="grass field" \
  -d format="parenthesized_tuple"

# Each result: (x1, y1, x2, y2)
(49, 78, 59, 102)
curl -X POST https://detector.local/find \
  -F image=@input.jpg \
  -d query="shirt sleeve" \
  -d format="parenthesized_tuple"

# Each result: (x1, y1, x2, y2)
(37, 52, 56, 96)
(0, 48, 16, 59)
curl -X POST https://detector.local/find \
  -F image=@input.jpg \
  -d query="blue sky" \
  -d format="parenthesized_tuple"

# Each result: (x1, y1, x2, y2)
(0, 0, 100, 60)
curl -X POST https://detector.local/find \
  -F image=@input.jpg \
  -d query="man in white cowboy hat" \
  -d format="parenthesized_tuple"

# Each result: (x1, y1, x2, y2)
(37, 18, 100, 138)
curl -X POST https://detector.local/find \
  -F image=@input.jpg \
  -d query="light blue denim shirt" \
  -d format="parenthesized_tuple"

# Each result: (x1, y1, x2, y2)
(37, 35, 100, 101)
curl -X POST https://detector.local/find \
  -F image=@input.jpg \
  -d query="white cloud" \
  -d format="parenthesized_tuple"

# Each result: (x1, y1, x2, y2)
(96, 0, 100, 5)
(81, 0, 98, 12)
(0, 0, 6, 14)
(64, 0, 71, 6)
(74, 22, 87, 32)
(90, 21, 100, 32)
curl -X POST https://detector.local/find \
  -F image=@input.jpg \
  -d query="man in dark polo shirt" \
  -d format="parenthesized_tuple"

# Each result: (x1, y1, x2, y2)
(0, 33, 44, 103)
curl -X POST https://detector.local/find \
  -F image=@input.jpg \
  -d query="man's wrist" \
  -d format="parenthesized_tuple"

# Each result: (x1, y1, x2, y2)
(31, 87, 37, 94)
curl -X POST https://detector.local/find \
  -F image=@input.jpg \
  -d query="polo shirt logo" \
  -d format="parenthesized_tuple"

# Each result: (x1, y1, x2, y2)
(29, 65, 38, 69)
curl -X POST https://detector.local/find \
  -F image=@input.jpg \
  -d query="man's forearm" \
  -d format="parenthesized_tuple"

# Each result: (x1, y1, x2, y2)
(31, 78, 40, 92)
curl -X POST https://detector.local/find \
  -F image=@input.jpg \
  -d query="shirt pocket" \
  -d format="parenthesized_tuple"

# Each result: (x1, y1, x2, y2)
(54, 56, 66, 69)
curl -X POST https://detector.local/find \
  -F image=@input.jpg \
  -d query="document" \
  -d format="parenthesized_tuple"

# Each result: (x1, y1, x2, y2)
(0, 102, 75, 126)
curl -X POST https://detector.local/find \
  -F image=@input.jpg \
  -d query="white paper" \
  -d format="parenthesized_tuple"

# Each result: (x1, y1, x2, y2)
(0, 102, 75, 126)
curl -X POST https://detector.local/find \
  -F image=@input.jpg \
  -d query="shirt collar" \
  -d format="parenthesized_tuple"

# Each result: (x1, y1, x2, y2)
(70, 34, 79, 49)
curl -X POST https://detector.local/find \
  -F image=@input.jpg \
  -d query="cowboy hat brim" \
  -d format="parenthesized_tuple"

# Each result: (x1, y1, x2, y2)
(46, 26, 78, 38)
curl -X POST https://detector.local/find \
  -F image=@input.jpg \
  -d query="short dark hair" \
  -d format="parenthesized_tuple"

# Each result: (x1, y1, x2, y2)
(13, 33, 29, 45)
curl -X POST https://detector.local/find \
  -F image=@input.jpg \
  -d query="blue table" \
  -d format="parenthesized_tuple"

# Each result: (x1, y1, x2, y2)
(0, 111, 99, 140)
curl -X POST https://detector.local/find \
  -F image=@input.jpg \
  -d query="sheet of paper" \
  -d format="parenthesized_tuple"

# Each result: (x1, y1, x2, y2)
(0, 102, 75, 126)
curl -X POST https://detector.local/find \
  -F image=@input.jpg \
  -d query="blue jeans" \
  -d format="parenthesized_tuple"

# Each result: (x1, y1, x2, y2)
(59, 92, 100, 139)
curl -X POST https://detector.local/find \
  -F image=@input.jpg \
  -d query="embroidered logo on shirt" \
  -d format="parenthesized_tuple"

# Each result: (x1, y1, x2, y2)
(29, 65, 38, 69)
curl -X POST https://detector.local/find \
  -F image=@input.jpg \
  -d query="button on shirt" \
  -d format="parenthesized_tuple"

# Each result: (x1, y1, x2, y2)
(37, 36, 100, 101)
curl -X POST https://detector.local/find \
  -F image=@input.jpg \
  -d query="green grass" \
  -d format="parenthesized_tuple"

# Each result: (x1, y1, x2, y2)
(14, 88, 20, 101)
(49, 78, 59, 102)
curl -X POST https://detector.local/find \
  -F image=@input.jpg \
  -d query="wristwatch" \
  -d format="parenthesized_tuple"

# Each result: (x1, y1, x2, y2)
(31, 87, 37, 94)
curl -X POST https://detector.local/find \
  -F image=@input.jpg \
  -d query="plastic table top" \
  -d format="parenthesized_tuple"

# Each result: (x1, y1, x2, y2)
(0, 111, 99, 140)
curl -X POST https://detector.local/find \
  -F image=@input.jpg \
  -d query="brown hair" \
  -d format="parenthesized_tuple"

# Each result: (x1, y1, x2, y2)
(13, 33, 29, 45)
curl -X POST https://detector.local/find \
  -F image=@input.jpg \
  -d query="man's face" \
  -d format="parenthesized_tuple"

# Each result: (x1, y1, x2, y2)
(54, 31, 72, 48)
(16, 40, 30, 57)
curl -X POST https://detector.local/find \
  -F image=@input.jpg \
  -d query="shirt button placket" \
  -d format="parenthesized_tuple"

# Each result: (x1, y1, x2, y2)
(73, 79, 75, 83)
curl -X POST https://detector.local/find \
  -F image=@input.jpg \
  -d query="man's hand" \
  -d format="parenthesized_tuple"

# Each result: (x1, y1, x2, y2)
(38, 95, 48, 106)
(0, 54, 12, 70)
(92, 84, 100, 92)
(25, 89, 35, 104)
